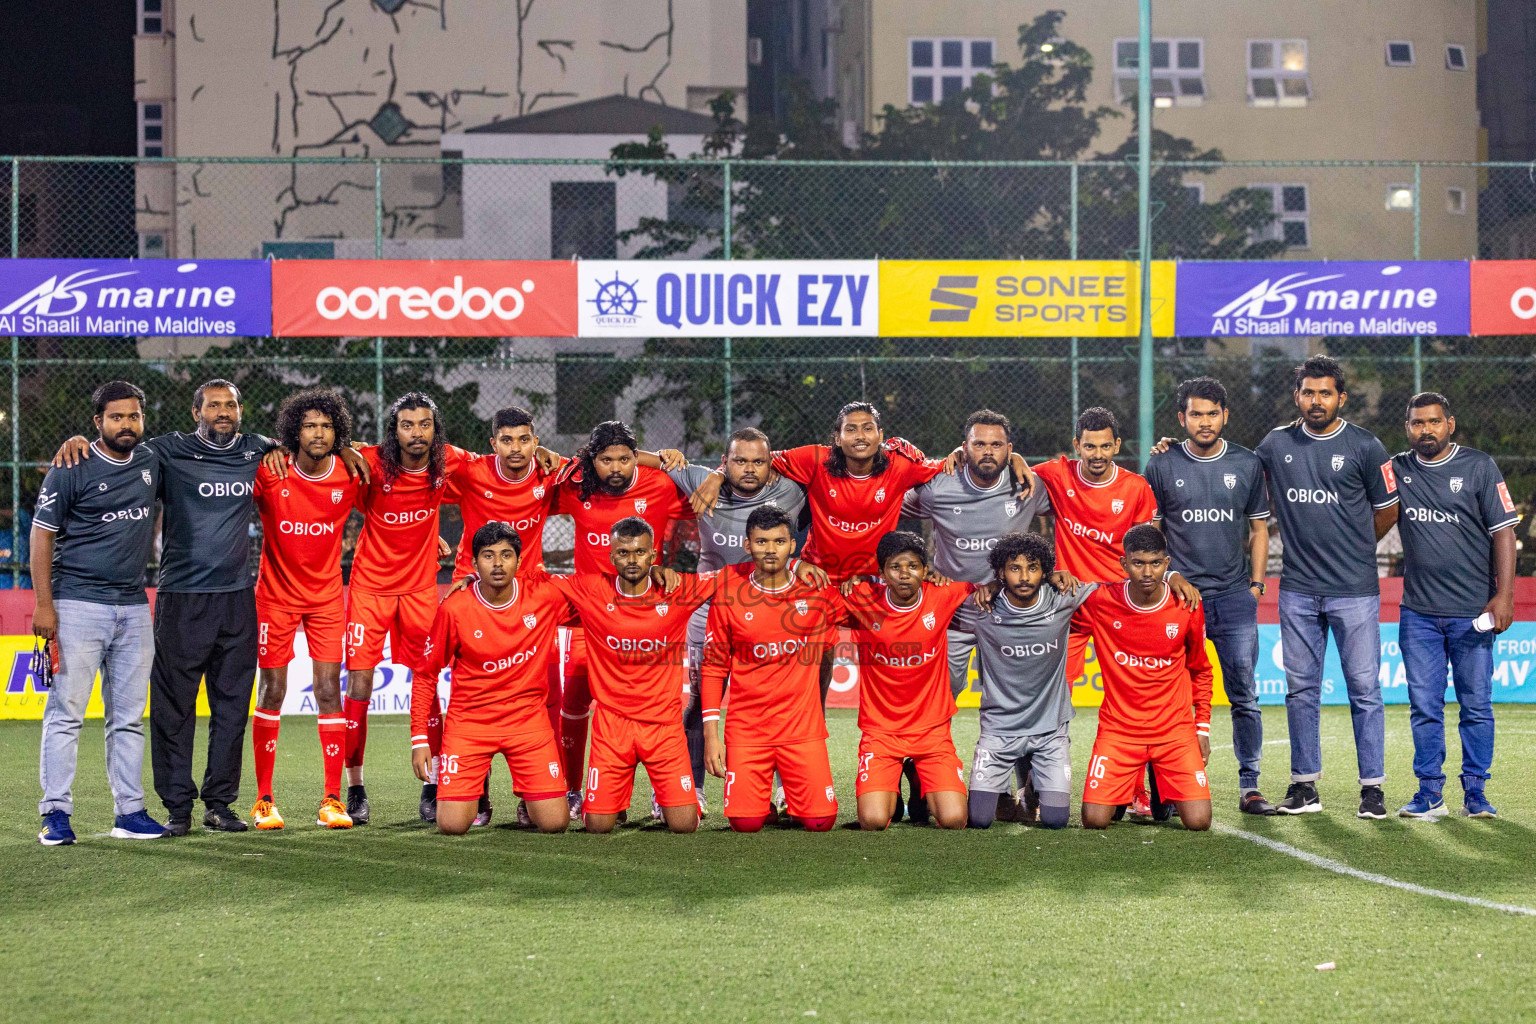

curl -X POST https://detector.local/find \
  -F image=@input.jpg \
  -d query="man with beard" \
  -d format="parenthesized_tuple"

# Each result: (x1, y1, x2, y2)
(1257, 356, 1398, 819)
(53, 379, 279, 834)
(35, 382, 166, 844)
(1146, 377, 1273, 815)
(1390, 392, 1517, 820)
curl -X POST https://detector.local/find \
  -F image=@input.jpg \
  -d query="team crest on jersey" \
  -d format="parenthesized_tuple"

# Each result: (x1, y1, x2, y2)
(330, 488, 344, 504)
(1165, 623, 1179, 639)
(533, 485, 546, 499)
(1331, 454, 1345, 471)
(874, 488, 886, 503)
(1450, 476, 1464, 493)
(795, 599, 809, 615)
(523, 613, 537, 629)
(1223, 474, 1236, 490)
(1005, 501, 1018, 517)
(634, 498, 648, 513)
(141, 470, 152, 486)
(656, 602, 669, 616)
(922, 611, 936, 630)
(1111, 499, 1124, 514)
(548, 761, 559, 778)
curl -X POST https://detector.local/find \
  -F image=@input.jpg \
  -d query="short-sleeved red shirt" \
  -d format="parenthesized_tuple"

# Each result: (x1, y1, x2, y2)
(1033, 457, 1158, 583)
(253, 454, 357, 608)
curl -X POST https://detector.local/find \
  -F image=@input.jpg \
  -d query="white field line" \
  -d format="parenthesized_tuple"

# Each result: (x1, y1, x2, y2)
(1214, 823, 1536, 918)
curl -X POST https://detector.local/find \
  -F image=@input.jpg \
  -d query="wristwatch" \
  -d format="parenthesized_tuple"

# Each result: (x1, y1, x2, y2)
(1249, 580, 1267, 595)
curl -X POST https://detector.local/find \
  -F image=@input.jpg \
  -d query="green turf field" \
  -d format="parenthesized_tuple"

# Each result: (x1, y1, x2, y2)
(5, 706, 1536, 1023)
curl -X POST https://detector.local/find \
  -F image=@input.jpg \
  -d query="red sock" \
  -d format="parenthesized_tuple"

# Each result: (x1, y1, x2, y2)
(728, 814, 768, 833)
(545, 664, 561, 737)
(344, 695, 370, 770)
(252, 709, 281, 799)
(426, 710, 444, 785)
(800, 814, 837, 832)
(560, 672, 591, 793)
(317, 714, 347, 798)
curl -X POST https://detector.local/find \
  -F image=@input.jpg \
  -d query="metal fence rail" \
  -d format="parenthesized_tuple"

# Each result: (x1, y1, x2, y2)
(3, 155, 1536, 581)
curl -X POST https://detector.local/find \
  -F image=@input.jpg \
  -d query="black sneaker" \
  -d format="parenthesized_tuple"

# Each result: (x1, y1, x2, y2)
(903, 758, 930, 825)
(202, 805, 248, 832)
(1021, 774, 1040, 824)
(1357, 785, 1388, 820)
(419, 783, 438, 823)
(1149, 767, 1173, 822)
(1275, 781, 1322, 814)
(346, 785, 370, 825)
(1239, 791, 1278, 815)
(995, 791, 1020, 823)
(166, 817, 192, 837)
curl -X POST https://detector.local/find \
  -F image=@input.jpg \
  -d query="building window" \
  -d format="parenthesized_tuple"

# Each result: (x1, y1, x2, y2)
(747, 37, 763, 67)
(138, 0, 163, 34)
(137, 102, 165, 158)
(1386, 41, 1415, 67)
(798, 0, 810, 59)
(1183, 181, 1205, 205)
(555, 354, 619, 433)
(1386, 184, 1415, 211)
(909, 37, 995, 104)
(1114, 38, 1205, 107)
(1248, 39, 1310, 106)
(1445, 44, 1468, 70)
(139, 232, 168, 258)
(550, 181, 616, 260)
(1446, 187, 1466, 215)
(1249, 183, 1309, 248)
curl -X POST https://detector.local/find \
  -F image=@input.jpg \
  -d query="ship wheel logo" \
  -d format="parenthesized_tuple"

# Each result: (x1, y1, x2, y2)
(587, 271, 645, 325)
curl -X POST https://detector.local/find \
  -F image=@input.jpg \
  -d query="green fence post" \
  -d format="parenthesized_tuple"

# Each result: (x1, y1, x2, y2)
(10, 156, 18, 587)
(1070, 161, 1079, 429)
(722, 159, 733, 439)
(1412, 161, 1422, 393)
(1136, 0, 1155, 469)
(374, 158, 385, 442)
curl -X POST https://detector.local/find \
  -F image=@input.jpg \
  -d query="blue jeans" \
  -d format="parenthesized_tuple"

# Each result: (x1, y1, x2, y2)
(1277, 590, 1385, 786)
(1398, 607, 1494, 794)
(1204, 588, 1262, 790)
(39, 600, 155, 817)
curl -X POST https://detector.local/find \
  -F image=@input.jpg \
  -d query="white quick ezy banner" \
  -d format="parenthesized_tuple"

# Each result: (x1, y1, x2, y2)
(577, 260, 879, 337)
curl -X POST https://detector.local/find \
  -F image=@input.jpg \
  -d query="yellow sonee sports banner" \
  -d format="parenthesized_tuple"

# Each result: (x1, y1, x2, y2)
(880, 260, 1175, 337)
(954, 637, 1230, 709)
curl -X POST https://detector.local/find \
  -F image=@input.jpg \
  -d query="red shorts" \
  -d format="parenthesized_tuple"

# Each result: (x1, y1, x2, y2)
(257, 593, 345, 668)
(723, 739, 837, 819)
(855, 722, 966, 798)
(438, 718, 567, 802)
(1083, 728, 1211, 805)
(582, 704, 694, 814)
(345, 587, 436, 671)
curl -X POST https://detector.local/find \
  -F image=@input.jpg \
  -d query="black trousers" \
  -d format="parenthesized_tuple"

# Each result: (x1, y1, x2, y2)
(150, 588, 259, 819)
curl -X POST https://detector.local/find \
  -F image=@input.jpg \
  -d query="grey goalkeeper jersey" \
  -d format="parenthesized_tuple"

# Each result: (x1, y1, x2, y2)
(958, 583, 1097, 736)
(902, 466, 1050, 630)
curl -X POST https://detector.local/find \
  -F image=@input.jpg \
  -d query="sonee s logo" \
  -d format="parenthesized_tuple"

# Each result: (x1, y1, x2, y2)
(929, 275, 978, 323)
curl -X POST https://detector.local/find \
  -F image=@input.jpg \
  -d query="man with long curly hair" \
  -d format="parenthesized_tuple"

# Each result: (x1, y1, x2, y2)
(247, 387, 360, 830)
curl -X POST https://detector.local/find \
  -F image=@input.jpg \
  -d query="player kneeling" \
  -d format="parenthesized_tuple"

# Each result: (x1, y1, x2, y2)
(1076, 525, 1213, 831)
(414, 523, 572, 834)
(843, 532, 974, 830)
(700, 504, 842, 833)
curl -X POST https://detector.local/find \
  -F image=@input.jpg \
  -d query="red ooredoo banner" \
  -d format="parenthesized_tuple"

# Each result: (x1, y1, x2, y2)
(1470, 260, 1536, 336)
(271, 260, 578, 337)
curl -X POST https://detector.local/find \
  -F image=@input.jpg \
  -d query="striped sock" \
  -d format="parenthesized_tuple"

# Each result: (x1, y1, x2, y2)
(317, 715, 347, 798)
(252, 709, 281, 799)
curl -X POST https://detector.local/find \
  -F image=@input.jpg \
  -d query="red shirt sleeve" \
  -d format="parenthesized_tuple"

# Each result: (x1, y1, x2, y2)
(413, 601, 453, 747)
(1185, 604, 1214, 733)
(771, 445, 823, 485)
(700, 599, 732, 724)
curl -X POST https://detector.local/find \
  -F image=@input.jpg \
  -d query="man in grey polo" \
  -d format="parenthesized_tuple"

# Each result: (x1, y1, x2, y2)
(671, 426, 807, 795)
(33, 381, 166, 845)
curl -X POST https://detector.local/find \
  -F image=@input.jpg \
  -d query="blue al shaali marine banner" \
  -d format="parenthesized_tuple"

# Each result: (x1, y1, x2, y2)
(0, 259, 272, 336)
(1254, 623, 1536, 704)
(1175, 260, 1471, 338)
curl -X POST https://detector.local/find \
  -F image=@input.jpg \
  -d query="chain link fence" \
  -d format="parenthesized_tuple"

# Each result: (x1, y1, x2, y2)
(4, 156, 1536, 581)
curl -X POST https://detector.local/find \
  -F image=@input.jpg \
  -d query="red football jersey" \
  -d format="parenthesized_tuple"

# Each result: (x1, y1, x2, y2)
(699, 564, 842, 747)
(253, 455, 357, 608)
(553, 465, 692, 576)
(444, 455, 564, 580)
(412, 578, 572, 744)
(840, 579, 975, 735)
(350, 444, 474, 595)
(546, 570, 718, 723)
(772, 441, 945, 581)
(1033, 457, 1158, 583)
(1072, 582, 1213, 740)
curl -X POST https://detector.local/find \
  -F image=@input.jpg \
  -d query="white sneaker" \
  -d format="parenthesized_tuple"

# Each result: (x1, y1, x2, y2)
(651, 793, 663, 821)
(566, 791, 583, 822)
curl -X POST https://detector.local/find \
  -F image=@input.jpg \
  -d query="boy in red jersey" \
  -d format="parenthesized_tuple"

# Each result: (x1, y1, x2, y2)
(344, 393, 474, 825)
(841, 531, 974, 830)
(248, 388, 360, 830)
(700, 504, 842, 833)
(550, 420, 693, 817)
(414, 522, 571, 835)
(1075, 524, 1213, 831)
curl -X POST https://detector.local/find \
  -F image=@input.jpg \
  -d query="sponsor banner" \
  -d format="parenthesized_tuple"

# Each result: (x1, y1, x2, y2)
(1176, 260, 1470, 337)
(1470, 260, 1536, 335)
(577, 260, 878, 337)
(272, 259, 577, 337)
(0, 259, 271, 336)
(878, 260, 1175, 337)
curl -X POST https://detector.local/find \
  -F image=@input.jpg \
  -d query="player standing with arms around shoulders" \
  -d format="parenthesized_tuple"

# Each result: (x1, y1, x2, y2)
(1145, 377, 1274, 815)
(1075, 525, 1213, 831)
(1390, 393, 1517, 820)
(248, 388, 359, 830)
(700, 504, 841, 832)
(415, 523, 573, 835)
(1256, 356, 1398, 819)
